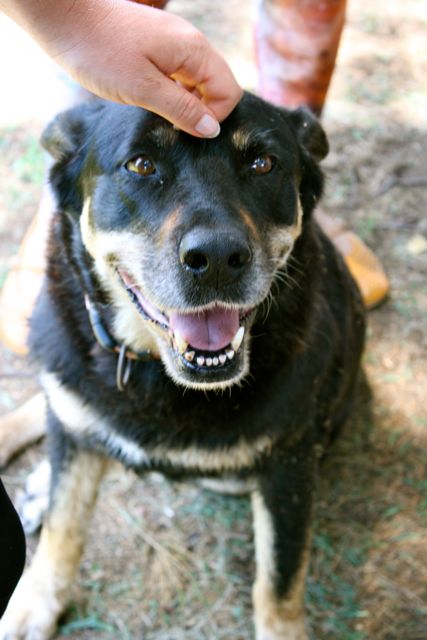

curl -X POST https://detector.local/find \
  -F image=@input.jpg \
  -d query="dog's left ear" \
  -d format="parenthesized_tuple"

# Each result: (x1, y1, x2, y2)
(280, 107, 328, 217)
(286, 107, 329, 163)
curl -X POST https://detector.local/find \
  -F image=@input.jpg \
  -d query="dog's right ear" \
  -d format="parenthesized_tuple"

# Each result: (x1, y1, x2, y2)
(40, 102, 103, 216)
(41, 100, 105, 160)
(41, 109, 86, 161)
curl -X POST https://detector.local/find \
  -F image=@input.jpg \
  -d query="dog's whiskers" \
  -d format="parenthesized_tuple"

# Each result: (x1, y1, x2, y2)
(260, 290, 275, 323)
(286, 254, 305, 277)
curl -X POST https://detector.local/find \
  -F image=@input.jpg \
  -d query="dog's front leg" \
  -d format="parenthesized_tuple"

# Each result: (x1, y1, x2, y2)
(251, 437, 316, 640)
(0, 416, 107, 640)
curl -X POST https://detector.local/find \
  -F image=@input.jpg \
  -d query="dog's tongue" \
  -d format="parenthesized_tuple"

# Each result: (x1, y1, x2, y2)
(169, 306, 239, 351)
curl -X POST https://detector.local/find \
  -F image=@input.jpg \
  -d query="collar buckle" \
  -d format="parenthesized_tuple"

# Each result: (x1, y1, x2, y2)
(84, 294, 156, 391)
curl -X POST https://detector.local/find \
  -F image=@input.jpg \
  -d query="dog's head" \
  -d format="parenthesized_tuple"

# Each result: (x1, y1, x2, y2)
(42, 92, 328, 390)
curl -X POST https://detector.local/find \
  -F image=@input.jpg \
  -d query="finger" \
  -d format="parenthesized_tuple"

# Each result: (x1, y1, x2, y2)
(170, 48, 243, 125)
(134, 67, 224, 138)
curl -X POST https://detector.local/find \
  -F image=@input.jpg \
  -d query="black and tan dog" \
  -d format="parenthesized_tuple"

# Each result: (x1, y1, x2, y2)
(0, 93, 365, 640)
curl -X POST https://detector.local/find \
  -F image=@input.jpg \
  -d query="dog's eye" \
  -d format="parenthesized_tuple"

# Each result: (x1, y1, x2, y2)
(250, 155, 274, 175)
(125, 155, 156, 176)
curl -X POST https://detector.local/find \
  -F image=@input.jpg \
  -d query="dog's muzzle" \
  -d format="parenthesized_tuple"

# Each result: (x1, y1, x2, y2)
(119, 270, 255, 385)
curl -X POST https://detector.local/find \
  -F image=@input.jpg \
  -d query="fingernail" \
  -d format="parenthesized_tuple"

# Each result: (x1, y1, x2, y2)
(195, 114, 220, 138)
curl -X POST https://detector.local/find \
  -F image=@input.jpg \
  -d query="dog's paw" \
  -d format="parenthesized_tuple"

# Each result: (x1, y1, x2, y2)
(255, 618, 308, 640)
(16, 460, 51, 535)
(0, 567, 62, 640)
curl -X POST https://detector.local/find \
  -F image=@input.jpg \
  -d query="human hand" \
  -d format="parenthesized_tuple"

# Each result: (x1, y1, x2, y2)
(1, 0, 243, 137)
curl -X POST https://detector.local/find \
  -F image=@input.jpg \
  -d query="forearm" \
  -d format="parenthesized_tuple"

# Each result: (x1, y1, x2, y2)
(1, 0, 242, 136)
(0, 0, 116, 59)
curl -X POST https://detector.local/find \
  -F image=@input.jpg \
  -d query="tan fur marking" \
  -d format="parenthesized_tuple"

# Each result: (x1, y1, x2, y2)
(0, 452, 107, 638)
(42, 372, 151, 467)
(112, 295, 161, 355)
(39, 451, 107, 591)
(80, 197, 161, 356)
(270, 199, 304, 268)
(157, 207, 182, 244)
(292, 198, 304, 240)
(232, 128, 252, 151)
(147, 125, 179, 147)
(240, 207, 261, 240)
(252, 491, 309, 640)
(0, 392, 46, 466)
(150, 433, 273, 472)
(42, 372, 273, 472)
(80, 196, 95, 255)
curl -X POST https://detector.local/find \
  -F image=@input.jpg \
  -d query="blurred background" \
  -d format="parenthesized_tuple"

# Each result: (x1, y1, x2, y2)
(0, 1, 426, 638)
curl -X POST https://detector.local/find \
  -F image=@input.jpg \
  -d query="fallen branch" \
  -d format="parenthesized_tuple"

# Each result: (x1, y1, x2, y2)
(374, 175, 427, 197)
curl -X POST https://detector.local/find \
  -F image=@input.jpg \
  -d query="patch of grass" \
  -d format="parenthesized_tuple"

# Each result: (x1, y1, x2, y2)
(391, 295, 419, 318)
(346, 83, 395, 107)
(307, 575, 368, 640)
(382, 505, 402, 519)
(181, 490, 251, 528)
(59, 614, 116, 636)
(5, 185, 37, 214)
(308, 530, 372, 639)
(355, 216, 377, 241)
(358, 13, 380, 34)
(0, 266, 8, 290)
(107, 581, 131, 598)
(12, 136, 44, 186)
(0, 127, 19, 151)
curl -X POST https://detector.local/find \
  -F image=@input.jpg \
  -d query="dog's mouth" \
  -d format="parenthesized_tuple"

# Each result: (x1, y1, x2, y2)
(119, 270, 254, 373)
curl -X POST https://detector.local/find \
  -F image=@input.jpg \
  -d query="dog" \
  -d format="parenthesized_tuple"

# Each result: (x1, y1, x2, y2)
(0, 92, 365, 640)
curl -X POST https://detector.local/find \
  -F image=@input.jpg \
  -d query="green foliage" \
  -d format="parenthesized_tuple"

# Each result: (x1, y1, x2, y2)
(59, 614, 116, 635)
(12, 136, 44, 185)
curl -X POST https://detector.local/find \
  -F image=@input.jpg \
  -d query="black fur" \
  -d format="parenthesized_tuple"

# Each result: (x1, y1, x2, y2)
(30, 92, 365, 622)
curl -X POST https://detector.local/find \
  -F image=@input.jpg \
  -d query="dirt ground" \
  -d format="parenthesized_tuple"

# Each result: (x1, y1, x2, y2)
(1, 1, 427, 639)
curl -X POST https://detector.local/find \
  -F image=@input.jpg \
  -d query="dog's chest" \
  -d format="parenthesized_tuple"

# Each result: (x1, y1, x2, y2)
(42, 371, 275, 474)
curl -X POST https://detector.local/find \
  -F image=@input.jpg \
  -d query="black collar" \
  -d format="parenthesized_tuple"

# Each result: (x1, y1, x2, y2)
(84, 295, 158, 391)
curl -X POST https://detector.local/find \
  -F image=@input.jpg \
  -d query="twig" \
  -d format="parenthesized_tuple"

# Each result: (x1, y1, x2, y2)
(111, 500, 194, 579)
(190, 583, 234, 634)
(374, 175, 427, 197)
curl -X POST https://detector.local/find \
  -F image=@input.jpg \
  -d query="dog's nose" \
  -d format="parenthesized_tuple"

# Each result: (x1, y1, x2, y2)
(179, 228, 252, 286)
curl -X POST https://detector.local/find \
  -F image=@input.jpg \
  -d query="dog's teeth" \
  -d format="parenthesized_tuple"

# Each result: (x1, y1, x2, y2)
(184, 350, 195, 362)
(174, 330, 189, 355)
(206, 357, 213, 367)
(197, 356, 205, 367)
(212, 357, 219, 366)
(219, 354, 227, 365)
(226, 349, 235, 360)
(231, 326, 245, 352)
